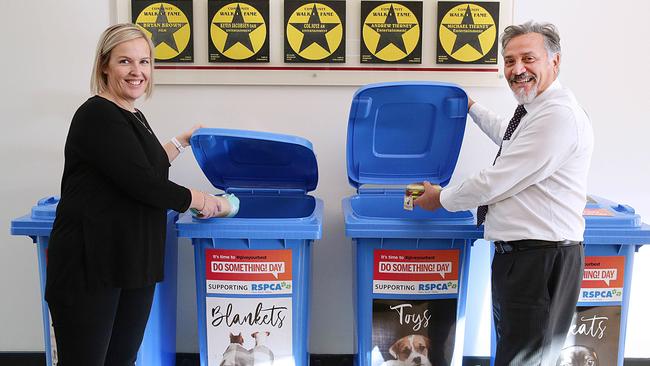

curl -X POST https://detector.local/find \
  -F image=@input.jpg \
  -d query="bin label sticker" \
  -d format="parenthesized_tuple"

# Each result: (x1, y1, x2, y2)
(372, 299, 457, 365)
(580, 256, 625, 303)
(557, 305, 621, 366)
(437, 2, 499, 64)
(373, 250, 460, 295)
(583, 208, 614, 216)
(206, 297, 293, 366)
(205, 249, 293, 295)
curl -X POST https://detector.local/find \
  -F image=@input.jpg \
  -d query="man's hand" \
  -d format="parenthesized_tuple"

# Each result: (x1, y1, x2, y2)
(414, 181, 442, 211)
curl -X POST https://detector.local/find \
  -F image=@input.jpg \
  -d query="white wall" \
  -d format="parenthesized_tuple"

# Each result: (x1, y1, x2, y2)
(1, 0, 648, 358)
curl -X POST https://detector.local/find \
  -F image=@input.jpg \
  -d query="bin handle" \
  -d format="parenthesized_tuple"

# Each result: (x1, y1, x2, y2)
(352, 97, 373, 119)
(38, 196, 60, 206)
(612, 204, 635, 214)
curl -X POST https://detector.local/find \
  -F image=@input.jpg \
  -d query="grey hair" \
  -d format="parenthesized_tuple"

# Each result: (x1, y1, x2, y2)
(501, 21, 561, 57)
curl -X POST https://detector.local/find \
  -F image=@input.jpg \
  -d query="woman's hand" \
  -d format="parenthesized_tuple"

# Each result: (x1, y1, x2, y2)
(200, 195, 233, 218)
(189, 190, 232, 219)
(177, 124, 205, 147)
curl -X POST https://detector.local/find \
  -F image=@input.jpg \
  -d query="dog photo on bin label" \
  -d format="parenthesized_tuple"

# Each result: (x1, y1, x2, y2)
(556, 306, 621, 366)
(372, 299, 457, 366)
(556, 345, 598, 366)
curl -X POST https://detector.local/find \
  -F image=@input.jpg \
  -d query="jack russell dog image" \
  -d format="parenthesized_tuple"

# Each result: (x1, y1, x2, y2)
(381, 334, 432, 366)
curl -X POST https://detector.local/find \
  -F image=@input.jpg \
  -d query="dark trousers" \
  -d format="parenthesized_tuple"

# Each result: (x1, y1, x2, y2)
(492, 243, 583, 366)
(47, 285, 155, 366)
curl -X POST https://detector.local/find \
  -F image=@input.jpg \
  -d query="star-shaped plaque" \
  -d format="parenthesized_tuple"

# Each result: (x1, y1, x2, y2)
(138, 3, 187, 52)
(213, 3, 263, 53)
(365, 4, 416, 54)
(289, 4, 339, 53)
(443, 5, 493, 55)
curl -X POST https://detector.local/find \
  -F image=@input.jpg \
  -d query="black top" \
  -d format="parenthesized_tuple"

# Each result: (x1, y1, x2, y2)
(45, 96, 191, 301)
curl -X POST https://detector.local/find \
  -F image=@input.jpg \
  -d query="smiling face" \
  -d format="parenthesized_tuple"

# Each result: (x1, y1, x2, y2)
(503, 32, 560, 104)
(102, 37, 151, 109)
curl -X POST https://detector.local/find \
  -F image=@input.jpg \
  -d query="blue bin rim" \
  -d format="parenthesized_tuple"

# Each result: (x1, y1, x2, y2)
(342, 196, 481, 239)
(176, 197, 323, 240)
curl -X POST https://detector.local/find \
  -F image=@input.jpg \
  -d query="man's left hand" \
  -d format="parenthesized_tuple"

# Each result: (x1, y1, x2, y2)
(414, 181, 443, 211)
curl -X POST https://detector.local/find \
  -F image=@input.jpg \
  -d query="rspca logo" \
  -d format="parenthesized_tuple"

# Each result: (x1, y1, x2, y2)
(580, 288, 623, 302)
(251, 281, 292, 294)
(417, 281, 458, 294)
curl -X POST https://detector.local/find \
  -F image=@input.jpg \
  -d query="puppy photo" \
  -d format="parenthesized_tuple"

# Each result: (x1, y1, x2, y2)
(556, 345, 599, 366)
(381, 334, 432, 366)
(220, 332, 252, 366)
(251, 331, 275, 366)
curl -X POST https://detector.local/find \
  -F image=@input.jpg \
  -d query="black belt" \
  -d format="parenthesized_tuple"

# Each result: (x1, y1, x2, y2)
(494, 239, 582, 254)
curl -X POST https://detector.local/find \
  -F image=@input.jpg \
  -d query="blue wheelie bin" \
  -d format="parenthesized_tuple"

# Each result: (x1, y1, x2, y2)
(10, 196, 179, 366)
(342, 82, 483, 366)
(559, 195, 650, 366)
(488, 195, 650, 366)
(176, 128, 322, 366)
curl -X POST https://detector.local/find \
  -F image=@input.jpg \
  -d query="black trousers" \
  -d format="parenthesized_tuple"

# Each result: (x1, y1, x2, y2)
(492, 243, 584, 366)
(47, 285, 155, 366)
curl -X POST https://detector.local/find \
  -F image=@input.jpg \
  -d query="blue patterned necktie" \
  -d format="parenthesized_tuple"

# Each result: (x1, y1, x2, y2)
(476, 105, 527, 227)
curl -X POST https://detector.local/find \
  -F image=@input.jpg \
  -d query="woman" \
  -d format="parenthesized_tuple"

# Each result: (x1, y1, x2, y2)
(45, 23, 226, 365)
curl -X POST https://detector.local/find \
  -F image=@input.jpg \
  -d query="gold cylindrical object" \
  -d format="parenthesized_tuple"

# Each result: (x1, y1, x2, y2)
(404, 183, 425, 210)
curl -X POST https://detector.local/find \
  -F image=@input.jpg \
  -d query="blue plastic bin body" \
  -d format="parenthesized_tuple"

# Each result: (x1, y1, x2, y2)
(487, 195, 650, 366)
(344, 196, 481, 366)
(177, 129, 322, 366)
(570, 195, 649, 366)
(343, 82, 482, 366)
(10, 196, 179, 366)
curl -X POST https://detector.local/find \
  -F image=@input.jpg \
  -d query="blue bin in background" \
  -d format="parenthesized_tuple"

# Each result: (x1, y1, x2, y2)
(487, 195, 650, 366)
(10, 196, 179, 366)
(559, 195, 650, 366)
(176, 129, 322, 366)
(342, 82, 482, 366)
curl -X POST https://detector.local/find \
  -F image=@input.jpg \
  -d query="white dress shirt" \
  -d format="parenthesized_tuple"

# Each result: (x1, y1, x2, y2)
(440, 80, 594, 241)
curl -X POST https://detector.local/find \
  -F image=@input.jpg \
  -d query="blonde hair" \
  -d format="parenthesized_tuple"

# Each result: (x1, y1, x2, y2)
(90, 23, 155, 98)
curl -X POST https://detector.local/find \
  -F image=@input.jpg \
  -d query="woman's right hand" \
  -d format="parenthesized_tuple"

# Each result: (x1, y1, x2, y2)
(201, 194, 232, 218)
(189, 189, 231, 218)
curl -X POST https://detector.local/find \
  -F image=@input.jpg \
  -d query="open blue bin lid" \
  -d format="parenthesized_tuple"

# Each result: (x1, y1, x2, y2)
(346, 81, 468, 188)
(190, 128, 318, 192)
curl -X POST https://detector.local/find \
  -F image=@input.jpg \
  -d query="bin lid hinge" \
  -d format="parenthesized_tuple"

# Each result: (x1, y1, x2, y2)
(226, 187, 307, 195)
(357, 184, 404, 195)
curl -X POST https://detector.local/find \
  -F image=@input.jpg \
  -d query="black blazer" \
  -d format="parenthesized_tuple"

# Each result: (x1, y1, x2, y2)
(45, 96, 191, 301)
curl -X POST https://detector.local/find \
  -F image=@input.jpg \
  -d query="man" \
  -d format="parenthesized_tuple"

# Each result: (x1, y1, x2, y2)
(415, 21, 593, 365)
